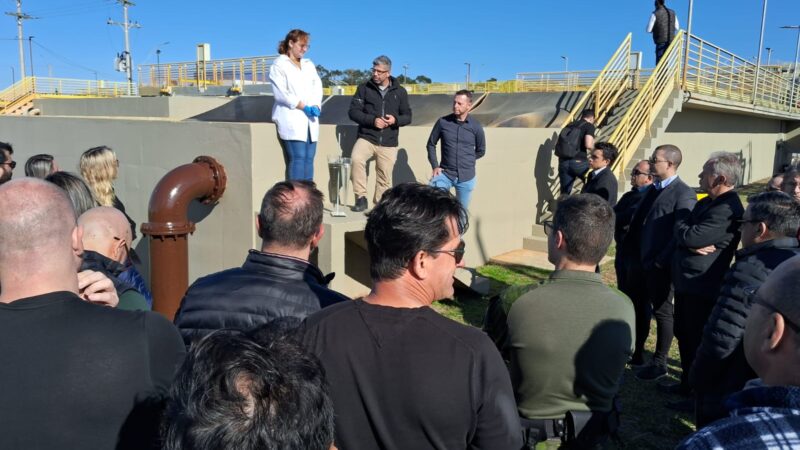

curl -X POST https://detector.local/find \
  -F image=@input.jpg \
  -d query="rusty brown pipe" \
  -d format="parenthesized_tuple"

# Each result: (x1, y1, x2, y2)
(141, 156, 227, 320)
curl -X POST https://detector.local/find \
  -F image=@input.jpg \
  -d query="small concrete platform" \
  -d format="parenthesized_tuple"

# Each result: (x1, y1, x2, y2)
(490, 248, 612, 270)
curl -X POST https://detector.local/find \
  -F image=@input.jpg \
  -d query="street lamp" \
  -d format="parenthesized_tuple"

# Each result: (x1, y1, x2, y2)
(781, 25, 800, 111)
(28, 35, 34, 78)
(464, 62, 471, 88)
(156, 41, 169, 87)
(753, 0, 767, 104)
(561, 55, 569, 73)
(10, 66, 15, 85)
(402, 64, 408, 83)
(766, 47, 773, 66)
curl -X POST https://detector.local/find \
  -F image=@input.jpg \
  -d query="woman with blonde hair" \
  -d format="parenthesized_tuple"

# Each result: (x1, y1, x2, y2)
(268, 29, 323, 181)
(80, 145, 137, 240)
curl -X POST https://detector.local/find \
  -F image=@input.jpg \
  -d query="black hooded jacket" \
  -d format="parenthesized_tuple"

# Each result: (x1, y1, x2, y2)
(348, 76, 412, 147)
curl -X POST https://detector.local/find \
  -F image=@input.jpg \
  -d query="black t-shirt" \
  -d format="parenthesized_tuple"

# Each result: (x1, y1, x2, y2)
(301, 299, 522, 450)
(0, 291, 185, 450)
(577, 119, 596, 158)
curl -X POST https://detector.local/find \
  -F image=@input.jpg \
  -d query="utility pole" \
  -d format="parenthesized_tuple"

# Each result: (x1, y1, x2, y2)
(5, 0, 36, 80)
(107, 0, 141, 95)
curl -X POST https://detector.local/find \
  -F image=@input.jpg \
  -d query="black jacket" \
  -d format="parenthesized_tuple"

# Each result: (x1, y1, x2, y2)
(690, 237, 800, 395)
(582, 168, 618, 207)
(614, 187, 648, 246)
(174, 250, 349, 346)
(627, 177, 697, 271)
(672, 190, 744, 296)
(348, 77, 412, 147)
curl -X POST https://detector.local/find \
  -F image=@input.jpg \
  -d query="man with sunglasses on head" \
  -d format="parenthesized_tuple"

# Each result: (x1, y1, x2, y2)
(349, 55, 412, 212)
(485, 194, 634, 448)
(614, 160, 654, 365)
(0, 141, 15, 185)
(678, 255, 800, 450)
(302, 183, 522, 450)
(689, 191, 800, 427)
(78, 206, 149, 311)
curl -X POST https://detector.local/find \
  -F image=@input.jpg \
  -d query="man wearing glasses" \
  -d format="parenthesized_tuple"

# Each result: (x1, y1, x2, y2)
(0, 141, 15, 185)
(614, 160, 654, 365)
(78, 206, 149, 311)
(628, 145, 696, 383)
(485, 194, 634, 447)
(690, 191, 800, 426)
(302, 183, 522, 450)
(678, 256, 800, 449)
(348, 55, 412, 212)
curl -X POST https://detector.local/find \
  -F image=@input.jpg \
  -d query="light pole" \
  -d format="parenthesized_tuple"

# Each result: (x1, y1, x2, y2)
(753, 0, 768, 104)
(682, 0, 695, 88)
(561, 55, 569, 73)
(10, 66, 14, 85)
(28, 35, 33, 78)
(464, 62, 471, 88)
(765, 47, 773, 66)
(402, 64, 408, 83)
(782, 25, 800, 111)
(155, 41, 169, 87)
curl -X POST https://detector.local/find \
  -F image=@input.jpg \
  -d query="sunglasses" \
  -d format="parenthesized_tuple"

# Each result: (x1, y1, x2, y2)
(428, 240, 466, 264)
(543, 220, 554, 236)
(631, 170, 648, 177)
(2, 160, 16, 169)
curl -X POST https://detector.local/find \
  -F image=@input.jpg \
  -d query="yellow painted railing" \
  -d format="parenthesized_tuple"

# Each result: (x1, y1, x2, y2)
(560, 33, 633, 127)
(609, 31, 684, 176)
(139, 56, 278, 88)
(682, 34, 797, 113)
(1, 76, 136, 113)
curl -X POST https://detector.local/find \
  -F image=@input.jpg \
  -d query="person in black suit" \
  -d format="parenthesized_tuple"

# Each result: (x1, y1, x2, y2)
(668, 152, 744, 404)
(627, 145, 697, 381)
(614, 160, 654, 364)
(582, 142, 619, 207)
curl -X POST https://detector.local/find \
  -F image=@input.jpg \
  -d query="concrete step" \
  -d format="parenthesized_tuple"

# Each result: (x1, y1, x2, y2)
(490, 248, 553, 271)
(522, 234, 548, 252)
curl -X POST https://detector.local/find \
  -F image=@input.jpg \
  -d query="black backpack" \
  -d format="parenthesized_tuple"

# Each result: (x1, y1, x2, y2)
(554, 121, 585, 159)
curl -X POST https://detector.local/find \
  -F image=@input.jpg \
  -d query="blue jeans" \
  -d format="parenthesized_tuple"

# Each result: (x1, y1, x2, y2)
(430, 172, 476, 209)
(281, 132, 317, 181)
(655, 41, 670, 65)
(558, 157, 589, 194)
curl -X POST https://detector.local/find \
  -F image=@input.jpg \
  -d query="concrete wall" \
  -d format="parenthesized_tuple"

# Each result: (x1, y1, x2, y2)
(661, 106, 785, 185)
(33, 97, 231, 120)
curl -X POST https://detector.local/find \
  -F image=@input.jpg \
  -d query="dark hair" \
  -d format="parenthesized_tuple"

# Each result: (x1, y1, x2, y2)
(277, 29, 309, 55)
(45, 171, 98, 216)
(258, 180, 324, 249)
(747, 191, 800, 238)
(25, 154, 56, 178)
(594, 142, 619, 164)
(163, 323, 334, 450)
(365, 182, 467, 280)
(654, 144, 683, 168)
(580, 110, 595, 120)
(0, 141, 12, 162)
(454, 89, 473, 102)
(553, 194, 615, 264)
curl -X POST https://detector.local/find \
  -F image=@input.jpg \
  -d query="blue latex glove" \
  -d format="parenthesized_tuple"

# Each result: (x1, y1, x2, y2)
(311, 106, 321, 117)
(302, 105, 315, 118)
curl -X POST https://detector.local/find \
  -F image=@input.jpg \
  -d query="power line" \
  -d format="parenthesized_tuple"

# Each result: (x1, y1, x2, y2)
(32, 40, 116, 79)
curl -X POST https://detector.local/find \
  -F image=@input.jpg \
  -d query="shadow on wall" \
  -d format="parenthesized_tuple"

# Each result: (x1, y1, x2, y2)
(534, 132, 560, 222)
(733, 141, 753, 185)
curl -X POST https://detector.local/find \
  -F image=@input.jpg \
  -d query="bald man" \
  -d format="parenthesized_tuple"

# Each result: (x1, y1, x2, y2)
(0, 178, 185, 450)
(678, 256, 800, 449)
(79, 206, 148, 311)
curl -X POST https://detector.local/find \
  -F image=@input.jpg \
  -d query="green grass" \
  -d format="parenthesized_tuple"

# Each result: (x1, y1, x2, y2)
(432, 260, 695, 449)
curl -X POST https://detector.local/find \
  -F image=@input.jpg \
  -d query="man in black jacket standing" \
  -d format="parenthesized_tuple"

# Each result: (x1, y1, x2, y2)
(690, 191, 800, 426)
(630, 144, 697, 381)
(349, 55, 412, 212)
(582, 142, 619, 207)
(174, 180, 349, 346)
(669, 152, 744, 403)
(615, 160, 654, 364)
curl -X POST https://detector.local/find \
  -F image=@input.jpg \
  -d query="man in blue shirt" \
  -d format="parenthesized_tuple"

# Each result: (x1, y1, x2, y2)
(427, 90, 486, 209)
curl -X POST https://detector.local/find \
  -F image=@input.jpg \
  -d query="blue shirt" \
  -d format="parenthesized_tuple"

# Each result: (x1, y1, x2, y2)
(426, 113, 486, 182)
(655, 174, 678, 190)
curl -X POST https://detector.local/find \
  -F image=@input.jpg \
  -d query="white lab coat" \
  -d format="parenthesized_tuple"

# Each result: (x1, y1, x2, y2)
(268, 54, 323, 142)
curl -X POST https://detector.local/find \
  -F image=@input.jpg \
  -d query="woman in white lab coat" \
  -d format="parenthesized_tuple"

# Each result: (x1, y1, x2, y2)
(268, 29, 323, 181)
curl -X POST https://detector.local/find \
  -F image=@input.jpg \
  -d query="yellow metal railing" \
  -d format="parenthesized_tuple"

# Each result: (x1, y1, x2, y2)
(1, 76, 136, 113)
(682, 34, 796, 112)
(139, 56, 278, 89)
(560, 33, 633, 127)
(610, 31, 684, 176)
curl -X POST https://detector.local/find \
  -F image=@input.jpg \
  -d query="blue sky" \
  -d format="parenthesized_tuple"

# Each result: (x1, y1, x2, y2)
(0, 0, 798, 87)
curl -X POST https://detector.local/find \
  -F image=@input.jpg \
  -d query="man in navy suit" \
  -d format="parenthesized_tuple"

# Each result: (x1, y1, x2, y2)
(626, 145, 697, 381)
(582, 142, 619, 207)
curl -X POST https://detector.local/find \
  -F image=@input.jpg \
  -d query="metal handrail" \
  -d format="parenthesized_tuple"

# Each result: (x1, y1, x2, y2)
(559, 33, 633, 127)
(138, 55, 278, 88)
(682, 34, 796, 112)
(609, 31, 684, 175)
(1, 76, 137, 113)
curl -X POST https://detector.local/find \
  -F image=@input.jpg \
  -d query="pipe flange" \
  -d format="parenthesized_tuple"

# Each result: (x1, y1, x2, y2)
(193, 156, 227, 204)
(141, 220, 196, 236)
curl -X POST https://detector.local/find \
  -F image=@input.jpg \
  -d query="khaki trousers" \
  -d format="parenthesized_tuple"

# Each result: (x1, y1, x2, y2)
(350, 138, 398, 204)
